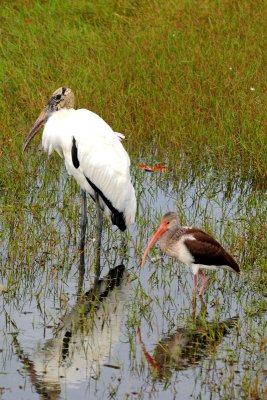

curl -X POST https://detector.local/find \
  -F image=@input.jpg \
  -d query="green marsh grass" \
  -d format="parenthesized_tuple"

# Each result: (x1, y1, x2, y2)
(0, 0, 266, 193)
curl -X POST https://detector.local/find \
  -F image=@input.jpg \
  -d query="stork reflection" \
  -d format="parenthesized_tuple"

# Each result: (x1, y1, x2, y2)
(12, 264, 129, 399)
(138, 299, 238, 380)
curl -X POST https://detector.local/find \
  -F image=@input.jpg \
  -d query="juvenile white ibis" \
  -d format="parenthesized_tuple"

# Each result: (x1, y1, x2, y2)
(141, 212, 240, 296)
(23, 87, 136, 255)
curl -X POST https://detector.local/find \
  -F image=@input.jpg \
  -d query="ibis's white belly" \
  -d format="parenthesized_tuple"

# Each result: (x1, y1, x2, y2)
(162, 235, 196, 265)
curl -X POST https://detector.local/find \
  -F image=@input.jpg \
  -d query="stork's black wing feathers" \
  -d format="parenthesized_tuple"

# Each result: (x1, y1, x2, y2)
(71, 137, 80, 169)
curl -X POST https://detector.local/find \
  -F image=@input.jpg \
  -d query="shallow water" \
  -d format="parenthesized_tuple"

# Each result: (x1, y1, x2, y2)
(0, 159, 266, 399)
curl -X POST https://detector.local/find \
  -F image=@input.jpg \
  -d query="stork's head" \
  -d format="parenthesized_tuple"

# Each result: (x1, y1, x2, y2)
(141, 212, 180, 268)
(23, 87, 74, 152)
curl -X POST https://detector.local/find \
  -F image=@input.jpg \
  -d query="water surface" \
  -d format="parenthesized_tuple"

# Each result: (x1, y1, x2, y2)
(0, 158, 266, 399)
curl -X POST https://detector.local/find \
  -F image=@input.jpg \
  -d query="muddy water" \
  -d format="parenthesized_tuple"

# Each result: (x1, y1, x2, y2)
(0, 161, 266, 399)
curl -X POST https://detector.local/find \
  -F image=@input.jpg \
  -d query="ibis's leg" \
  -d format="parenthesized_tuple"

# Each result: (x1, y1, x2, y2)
(191, 294, 197, 319)
(192, 293, 207, 319)
(193, 274, 198, 293)
(199, 295, 207, 316)
(78, 190, 87, 296)
(94, 191, 103, 277)
(198, 270, 207, 297)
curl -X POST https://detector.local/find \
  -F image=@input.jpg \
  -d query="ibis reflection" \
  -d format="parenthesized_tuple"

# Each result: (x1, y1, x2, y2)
(138, 298, 238, 380)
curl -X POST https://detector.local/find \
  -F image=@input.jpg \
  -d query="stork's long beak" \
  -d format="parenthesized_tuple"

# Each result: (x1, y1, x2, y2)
(23, 108, 48, 152)
(141, 223, 167, 268)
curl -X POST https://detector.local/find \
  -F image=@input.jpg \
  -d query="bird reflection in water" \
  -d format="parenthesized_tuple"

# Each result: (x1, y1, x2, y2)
(12, 264, 129, 399)
(138, 298, 238, 380)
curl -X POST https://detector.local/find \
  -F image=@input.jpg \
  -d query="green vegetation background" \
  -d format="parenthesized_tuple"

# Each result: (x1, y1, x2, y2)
(0, 0, 266, 192)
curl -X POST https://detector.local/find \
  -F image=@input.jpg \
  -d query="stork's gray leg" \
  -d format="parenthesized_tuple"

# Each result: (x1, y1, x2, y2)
(77, 260, 85, 299)
(120, 232, 129, 264)
(95, 191, 103, 250)
(94, 191, 103, 277)
(79, 190, 87, 291)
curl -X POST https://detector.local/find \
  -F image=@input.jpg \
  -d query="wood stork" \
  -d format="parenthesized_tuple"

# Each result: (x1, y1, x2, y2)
(23, 87, 136, 259)
(141, 212, 240, 296)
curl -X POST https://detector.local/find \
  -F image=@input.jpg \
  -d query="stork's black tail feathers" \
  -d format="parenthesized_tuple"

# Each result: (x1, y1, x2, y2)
(111, 211, 126, 231)
(85, 176, 126, 231)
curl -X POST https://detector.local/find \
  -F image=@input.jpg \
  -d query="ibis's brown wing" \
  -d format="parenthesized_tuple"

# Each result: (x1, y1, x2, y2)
(184, 228, 240, 273)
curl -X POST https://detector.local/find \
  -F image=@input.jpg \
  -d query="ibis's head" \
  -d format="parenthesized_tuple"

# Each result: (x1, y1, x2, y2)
(141, 212, 180, 268)
(23, 87, 74, 152)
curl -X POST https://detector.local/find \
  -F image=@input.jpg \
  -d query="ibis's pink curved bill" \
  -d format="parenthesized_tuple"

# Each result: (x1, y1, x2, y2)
(141, 221, 168, 268)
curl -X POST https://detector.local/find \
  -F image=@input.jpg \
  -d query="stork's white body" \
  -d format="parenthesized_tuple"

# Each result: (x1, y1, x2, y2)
(42, 108, 136, 227)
